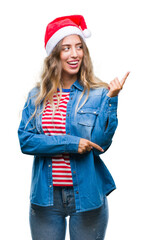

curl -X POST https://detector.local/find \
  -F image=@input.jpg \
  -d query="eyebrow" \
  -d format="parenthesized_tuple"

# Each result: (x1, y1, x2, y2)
(61, 42, 82, 46)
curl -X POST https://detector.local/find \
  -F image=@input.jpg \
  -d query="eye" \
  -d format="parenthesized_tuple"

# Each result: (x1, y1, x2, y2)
(62, 46, 70, 51)
(77, 45, 83, 50)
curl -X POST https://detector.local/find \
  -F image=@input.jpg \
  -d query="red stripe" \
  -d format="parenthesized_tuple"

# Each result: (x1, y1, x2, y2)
(52, 163, 70, 167)
(52, 165, 71, 169)
(42, 122, 66, 125)
(53, 183, 73, 187)
(43, 112, 66, 117)
(52, 175, 72, 178)
(52, 170, 71, 173)
(53, 100, 69, 105)
(42, 125, 66, 129)
(43, 130, 66, 134)
(53, 179, 73, 183)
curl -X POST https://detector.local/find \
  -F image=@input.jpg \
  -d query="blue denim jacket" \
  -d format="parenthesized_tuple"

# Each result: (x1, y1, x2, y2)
(18, 79, 118, 213)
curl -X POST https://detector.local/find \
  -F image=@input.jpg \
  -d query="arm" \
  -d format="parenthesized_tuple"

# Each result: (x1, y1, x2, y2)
(18, 92, 80, 156)
(91, 71, 130, 156)
(91, 88, 118, 156)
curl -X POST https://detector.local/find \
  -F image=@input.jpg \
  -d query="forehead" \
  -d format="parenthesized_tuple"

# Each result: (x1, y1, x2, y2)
(62, 34, 82, 44)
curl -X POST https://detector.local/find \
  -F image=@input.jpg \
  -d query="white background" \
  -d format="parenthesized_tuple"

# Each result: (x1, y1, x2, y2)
(0, 0, 148, 239)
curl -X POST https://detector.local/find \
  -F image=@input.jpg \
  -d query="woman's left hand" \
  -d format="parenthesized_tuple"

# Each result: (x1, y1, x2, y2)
(107, 71, 130, 98)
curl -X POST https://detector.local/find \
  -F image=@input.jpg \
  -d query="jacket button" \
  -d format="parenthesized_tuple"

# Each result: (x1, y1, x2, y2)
(67, 114, 69, 117)
(73, 171, 76, 174)
(76, 191, 79, 194)
(48, 165, 51, 167)
(109, 104, 112, 107)
(49, 185, 52, 188)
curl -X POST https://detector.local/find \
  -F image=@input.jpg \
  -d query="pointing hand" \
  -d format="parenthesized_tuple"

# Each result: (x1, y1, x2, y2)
(107, 72, 130, 97)
(78, 138, 104, 154)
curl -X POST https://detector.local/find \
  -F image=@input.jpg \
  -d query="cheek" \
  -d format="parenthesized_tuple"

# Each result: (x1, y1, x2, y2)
(60, 50, 70, 59)
(60, 57, 66, 67)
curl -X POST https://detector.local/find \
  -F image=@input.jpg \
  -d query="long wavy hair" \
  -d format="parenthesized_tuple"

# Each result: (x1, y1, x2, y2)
(30, 36, 108, 121)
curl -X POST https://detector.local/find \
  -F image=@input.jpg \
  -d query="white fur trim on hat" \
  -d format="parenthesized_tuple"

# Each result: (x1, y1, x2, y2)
(46, 26, 85, 56)
(83, 29, 91, 38)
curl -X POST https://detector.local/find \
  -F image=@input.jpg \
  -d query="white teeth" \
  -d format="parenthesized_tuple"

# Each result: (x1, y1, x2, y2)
(68, 61, 78, 65)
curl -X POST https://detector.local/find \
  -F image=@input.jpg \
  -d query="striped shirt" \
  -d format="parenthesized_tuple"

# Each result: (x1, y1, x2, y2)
(42, 89, 73, 186)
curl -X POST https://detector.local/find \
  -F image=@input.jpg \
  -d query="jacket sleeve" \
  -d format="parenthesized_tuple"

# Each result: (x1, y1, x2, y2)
(18, 91, 80, 156)
(91, 88, 118, 156)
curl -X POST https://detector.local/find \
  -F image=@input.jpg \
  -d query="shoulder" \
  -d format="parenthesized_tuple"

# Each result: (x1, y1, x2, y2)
(26, 86, 40, 106)
(29, 86, 40, 98)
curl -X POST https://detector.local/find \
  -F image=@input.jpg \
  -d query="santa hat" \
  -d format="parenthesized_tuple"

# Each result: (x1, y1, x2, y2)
(44, 15, 91, 56)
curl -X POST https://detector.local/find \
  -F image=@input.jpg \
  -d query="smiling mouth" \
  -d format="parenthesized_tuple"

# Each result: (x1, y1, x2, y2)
(67, 61, 79, 68)
(67, 61, 79, 65)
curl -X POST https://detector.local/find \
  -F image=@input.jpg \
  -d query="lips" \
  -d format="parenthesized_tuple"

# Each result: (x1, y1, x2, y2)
(67, 60, 79, 65)
(67, 60, 79, 69)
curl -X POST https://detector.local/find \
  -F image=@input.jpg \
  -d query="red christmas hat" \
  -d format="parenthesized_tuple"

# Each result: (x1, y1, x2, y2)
(44, 15, 91, 56)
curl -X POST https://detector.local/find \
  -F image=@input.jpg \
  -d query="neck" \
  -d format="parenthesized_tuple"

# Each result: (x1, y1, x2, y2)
(61, 73, 77, 89)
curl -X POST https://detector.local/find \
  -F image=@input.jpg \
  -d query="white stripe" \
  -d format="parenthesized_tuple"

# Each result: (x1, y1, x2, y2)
(52, 163, 70, 167)
(42, 119, 66, 122)
(46, 102, 69, 107)
(42, 115, 66, 118)
(42, 127, 66, 130)
(42, 116, 66, 120)
(53, 181, 73, 185)
(52, 172, 72, 176)
(43, 114, 66, 117)
(43, 108, 67, 113)
(52, 159, 70, 162)
(53, 177, 72, 180)
(52, 168, 71, 171)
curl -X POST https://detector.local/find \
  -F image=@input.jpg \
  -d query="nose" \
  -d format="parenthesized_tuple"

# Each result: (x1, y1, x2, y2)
(71, 47, 78, 58)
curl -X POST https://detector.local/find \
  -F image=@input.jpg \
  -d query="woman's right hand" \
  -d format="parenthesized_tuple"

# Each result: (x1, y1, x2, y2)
(78, 138, 104, 154)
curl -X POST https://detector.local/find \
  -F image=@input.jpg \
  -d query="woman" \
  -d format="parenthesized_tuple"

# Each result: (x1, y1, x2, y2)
(18, 15, 129, 240)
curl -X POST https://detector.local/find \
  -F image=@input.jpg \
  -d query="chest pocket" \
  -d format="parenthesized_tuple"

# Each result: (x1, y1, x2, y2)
(77, 108, 99, 127)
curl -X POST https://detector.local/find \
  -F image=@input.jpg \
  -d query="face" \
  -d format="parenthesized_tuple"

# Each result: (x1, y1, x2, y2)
(60, 34, 84, 80)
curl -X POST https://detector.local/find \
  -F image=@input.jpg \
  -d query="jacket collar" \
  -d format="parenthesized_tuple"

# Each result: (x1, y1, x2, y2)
(72, 79, 84, 91)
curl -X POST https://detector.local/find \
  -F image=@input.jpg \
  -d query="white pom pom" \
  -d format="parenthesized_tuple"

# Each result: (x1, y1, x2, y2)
(83, 29, 91, 38)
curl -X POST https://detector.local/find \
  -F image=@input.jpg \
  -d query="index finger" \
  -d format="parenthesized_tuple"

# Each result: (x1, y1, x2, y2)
(89, 141, 104, 152)
(120, 71, 130, 87)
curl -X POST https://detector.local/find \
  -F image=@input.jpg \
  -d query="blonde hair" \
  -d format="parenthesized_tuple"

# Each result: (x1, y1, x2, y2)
(30, 36, 108, 122)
